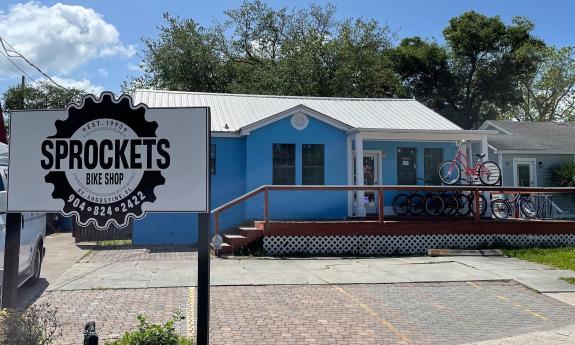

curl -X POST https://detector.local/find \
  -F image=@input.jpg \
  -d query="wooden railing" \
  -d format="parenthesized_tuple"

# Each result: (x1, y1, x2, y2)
(211, 185, 575, 236)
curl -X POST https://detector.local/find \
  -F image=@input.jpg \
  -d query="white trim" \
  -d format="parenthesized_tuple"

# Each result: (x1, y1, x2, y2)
(240, 104, 352, 135)
(496, 150, 575, 155)
(512, 158, 538, 187)
(479, 121, 512, 134)
(212, 131, 241, 137)
(352, 149, 382, 215)
(347, 136, 353, 217)
(349, 129, 495, 142)
(497, 152, 503, 184)
(353, 150, 383, 184)
(354, 133, 366, 217)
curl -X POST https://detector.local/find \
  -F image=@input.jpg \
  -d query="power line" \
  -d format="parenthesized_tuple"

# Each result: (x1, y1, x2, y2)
(0, 36, 68, 90)
(0, 48, 45, 90)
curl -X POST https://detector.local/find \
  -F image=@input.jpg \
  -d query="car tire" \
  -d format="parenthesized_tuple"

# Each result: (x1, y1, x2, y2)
(26, 245, 43, 286)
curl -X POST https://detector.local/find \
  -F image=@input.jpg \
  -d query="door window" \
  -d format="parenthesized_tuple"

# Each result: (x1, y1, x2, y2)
(424, 148, 443, 185)
(397, 148, 417, 185)
(517, 164, 531, 187)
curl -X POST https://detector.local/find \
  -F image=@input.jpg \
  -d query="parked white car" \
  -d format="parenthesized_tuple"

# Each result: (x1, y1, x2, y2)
(0, 143, 46, 288)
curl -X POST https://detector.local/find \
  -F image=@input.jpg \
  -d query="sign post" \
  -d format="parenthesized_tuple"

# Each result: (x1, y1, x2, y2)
(197, 212, 210, 345)
(1, 213, 22, 309)
(3, 92, 211, 343)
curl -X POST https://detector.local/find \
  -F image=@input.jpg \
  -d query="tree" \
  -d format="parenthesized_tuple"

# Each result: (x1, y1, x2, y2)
(389, 37, 454, 112)
(125, 13, 232, 93)
(507, 46, 575, 122)
(2, 82, 84, 111)
(125, 0, 401, 98)
(392, 12, 544, 129)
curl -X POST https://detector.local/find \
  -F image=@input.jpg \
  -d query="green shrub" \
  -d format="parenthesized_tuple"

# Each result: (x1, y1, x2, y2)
(105, 315, 193, 345)
(549, 161, 575, 186)
(0, 303, 62, 345)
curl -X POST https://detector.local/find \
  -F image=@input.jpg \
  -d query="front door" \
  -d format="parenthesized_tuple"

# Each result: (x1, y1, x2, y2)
(354, 152, 380, 214)
(514, 159, 536, 187)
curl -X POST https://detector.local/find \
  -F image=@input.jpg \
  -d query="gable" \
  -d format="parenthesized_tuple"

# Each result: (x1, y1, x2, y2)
(239, 105, 351, 135)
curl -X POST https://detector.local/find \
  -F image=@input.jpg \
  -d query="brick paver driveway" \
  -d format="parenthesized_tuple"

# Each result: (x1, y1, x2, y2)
(36, 280, 575, 345)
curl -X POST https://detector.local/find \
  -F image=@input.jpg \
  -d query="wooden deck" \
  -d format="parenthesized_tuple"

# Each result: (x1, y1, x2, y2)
(255, 218, 575, 237)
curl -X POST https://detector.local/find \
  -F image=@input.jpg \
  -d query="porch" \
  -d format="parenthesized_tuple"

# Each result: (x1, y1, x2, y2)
(212, 185, 575, 255)
(345, 128, 493, 217)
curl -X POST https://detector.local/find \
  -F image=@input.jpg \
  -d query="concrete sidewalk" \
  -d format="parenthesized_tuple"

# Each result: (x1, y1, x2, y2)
(17, 232, 85, 309)
(48, 253, 575, 293)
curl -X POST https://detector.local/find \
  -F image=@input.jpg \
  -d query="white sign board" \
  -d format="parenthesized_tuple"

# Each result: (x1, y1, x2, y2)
(7, 93, 209, 229)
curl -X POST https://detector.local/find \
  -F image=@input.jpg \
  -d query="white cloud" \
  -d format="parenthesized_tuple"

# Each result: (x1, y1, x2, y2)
(50, 77, 105, 94)
(98, 68, 108, 77)
(0, 2, 135, 76)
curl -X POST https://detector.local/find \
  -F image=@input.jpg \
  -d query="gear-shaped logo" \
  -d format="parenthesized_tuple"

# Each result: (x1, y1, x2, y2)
(41, 92, 171, 229)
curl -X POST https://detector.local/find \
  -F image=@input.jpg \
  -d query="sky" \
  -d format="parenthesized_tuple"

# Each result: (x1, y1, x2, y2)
(0, 0, 573, 99)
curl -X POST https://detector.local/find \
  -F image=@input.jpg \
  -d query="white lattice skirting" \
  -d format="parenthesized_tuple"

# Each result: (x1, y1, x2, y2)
(263, 234, 575, 256)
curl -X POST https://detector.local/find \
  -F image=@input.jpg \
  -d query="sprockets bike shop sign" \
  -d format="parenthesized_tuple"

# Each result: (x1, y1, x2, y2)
(7, 92, 210, 229)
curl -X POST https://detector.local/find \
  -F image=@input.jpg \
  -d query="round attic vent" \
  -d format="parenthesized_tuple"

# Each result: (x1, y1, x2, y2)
(290, 113, 309, 130)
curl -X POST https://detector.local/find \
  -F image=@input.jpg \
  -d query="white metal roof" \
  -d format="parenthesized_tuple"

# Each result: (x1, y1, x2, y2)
(133, 89, 462, 133)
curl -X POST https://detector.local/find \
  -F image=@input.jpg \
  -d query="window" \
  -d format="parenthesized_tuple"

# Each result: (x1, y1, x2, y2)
(210, 144, 216, 174)
(273, 144, 295, 185)
(424, 148, 443, 185)
(302, 144, 324, 185)
(397, 147, 417, 185)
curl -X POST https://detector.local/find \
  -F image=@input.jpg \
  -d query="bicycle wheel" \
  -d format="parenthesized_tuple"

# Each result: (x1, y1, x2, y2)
(442, 194, 458, 216)
(455, 193, 471, 216)
(519, 197, 538, 218)
(469, 193, 487, 216)
(392, 193, 411, 216)
(410, 193, 425, 215)
(491, 199, 511, 219)
(478, 161, 501, 185)
(438, 161, 461, 185)
(425, 194, 444, 216)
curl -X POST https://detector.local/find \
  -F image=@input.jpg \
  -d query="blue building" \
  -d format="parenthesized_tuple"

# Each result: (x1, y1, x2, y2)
(131, 90, 491, 245)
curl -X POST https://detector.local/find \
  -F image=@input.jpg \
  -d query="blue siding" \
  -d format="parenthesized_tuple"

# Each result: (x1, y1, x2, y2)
(133, 116, 459, 244)
(133, 137, 246, 245)
(245, 116, 348, 220)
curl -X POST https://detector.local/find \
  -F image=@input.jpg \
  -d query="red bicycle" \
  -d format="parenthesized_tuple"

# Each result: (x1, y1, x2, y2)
(438, 144, 501, 185)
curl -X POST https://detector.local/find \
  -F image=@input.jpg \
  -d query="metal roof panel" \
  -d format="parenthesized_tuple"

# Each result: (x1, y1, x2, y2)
(133, 90, 462, 132)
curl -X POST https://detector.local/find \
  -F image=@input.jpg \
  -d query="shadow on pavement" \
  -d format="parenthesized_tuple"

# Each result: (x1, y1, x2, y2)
(17, 277, 49, 310)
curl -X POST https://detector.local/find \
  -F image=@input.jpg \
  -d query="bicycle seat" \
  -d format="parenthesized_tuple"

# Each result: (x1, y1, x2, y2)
(475, 153, 486, 159)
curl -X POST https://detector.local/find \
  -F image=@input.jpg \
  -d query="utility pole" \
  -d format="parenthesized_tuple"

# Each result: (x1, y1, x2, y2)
(20, 75, 25, 109)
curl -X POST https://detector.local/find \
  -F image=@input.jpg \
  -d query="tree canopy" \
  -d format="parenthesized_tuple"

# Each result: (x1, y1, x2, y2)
(2, 82, 84, 112)
(125, 1, 575, 129)
(125, 1, 404, 99)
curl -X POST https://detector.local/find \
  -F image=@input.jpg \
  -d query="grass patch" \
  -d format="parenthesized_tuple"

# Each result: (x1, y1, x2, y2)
(96, 239, 132, 247)
(502, 247, 575, 271)
(560, 277, 575, 285)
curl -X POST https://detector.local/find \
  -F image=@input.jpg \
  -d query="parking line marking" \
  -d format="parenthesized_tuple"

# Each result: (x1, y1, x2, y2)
(467, 282, 481, 289)
(334, 286, 413, 345)
(495, 293, 549, 321)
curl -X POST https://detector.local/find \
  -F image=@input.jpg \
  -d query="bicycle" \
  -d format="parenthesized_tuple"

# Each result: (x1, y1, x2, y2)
(392, 178, 444, 216)
(440, 192, 459, 216)
(392, 191, 424, 216)
(491, 194, 537, 219)
(438, 143, 501, 185)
